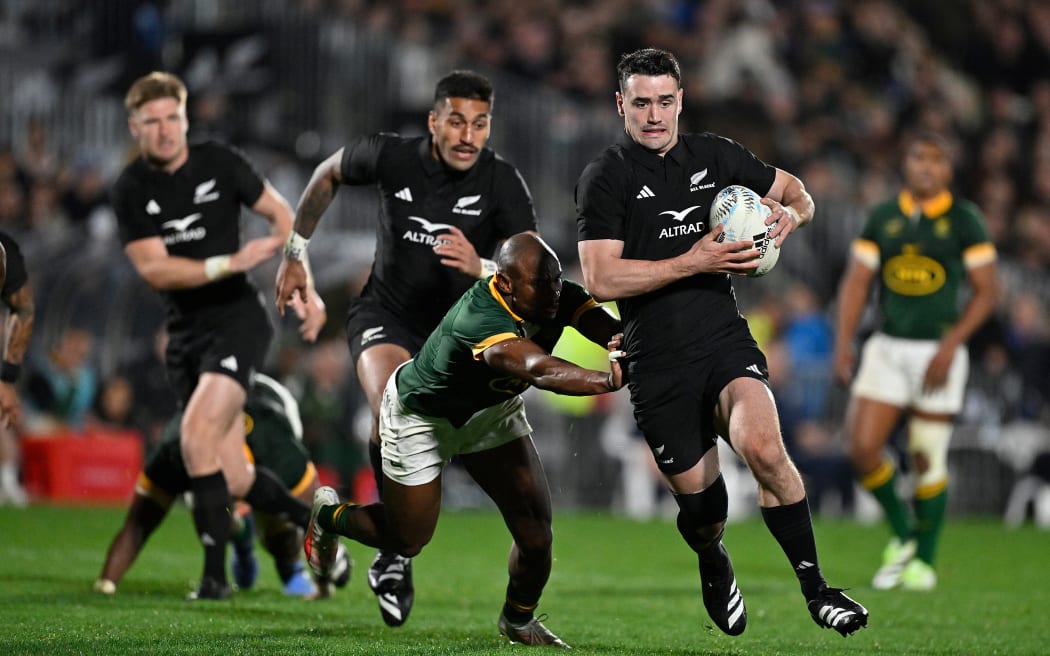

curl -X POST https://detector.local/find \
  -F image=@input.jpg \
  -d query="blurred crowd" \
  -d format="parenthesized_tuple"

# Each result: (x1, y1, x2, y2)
(0, 0, 1048, 515)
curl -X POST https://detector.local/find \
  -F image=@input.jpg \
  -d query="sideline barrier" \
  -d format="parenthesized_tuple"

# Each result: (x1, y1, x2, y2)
(21, 430, 143, 504)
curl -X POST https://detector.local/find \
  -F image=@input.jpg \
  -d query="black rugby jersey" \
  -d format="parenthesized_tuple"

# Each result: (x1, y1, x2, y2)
(0, 230, 28, 298)
(576, 133, 775, 370)
(112, 141, 265, 317)
(341, 133, 537, 336)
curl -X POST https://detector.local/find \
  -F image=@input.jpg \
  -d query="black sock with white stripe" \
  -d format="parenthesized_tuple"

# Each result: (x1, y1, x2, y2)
(190, 471, 232, 584)
(760, 497, 826, 600)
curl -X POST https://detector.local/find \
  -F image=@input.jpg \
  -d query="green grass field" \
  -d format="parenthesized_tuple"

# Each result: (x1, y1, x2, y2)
(1, 504, 1044, 655)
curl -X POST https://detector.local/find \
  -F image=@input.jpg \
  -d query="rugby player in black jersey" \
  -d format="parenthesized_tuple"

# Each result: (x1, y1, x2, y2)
(113, 72, 320, 600)
(305, 233, 623, 647)
(575, 49, 868, 637)
(275, 70, 537, 626)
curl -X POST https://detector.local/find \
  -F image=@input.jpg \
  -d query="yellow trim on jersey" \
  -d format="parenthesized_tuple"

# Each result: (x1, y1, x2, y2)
(244, 443, 255, 464)
(471, 333, 519, 360)
(570, 299, 601, 328)
(851, 238, 880, 270)
(290, 461, 318, 497)
(898, 190, 953, 218)
(488, 277, 523, 322)
(136, 472, 174, 507)
(915, 479, 948, 500)
(963, 242, 997, 269)
(332, 502, 352, 524)
(860, 459, 895, 490)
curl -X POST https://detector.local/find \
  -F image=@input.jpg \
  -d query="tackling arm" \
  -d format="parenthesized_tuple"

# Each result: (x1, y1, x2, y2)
(482, 337, 623, 395)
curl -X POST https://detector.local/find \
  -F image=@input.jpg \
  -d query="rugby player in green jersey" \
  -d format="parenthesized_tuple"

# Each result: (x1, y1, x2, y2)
(833, 133, 1000, 592)
(305, 233, 624, 648)
(94, 374, 349, 598)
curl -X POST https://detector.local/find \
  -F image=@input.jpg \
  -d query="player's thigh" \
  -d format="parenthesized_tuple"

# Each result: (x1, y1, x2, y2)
(845, 395, 904, 470)
(181, 373, 246, 470)
(356, 343, 412, 414)
(716, 377, 782, 454)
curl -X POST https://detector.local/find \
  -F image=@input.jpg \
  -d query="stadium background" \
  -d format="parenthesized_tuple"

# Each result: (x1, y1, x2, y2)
(0, 0, 1048, 522)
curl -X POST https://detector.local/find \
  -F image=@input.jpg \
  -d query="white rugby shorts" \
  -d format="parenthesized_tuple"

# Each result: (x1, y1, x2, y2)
(378, 365, 532, 486)
(852, 332, 969, 414)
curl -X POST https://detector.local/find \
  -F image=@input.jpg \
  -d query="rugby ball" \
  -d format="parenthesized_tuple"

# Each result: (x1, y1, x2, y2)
(709, 185, 780, 277)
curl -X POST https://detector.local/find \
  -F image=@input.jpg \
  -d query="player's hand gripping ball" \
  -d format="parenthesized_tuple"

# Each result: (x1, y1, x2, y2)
(709, 185, 780, 277)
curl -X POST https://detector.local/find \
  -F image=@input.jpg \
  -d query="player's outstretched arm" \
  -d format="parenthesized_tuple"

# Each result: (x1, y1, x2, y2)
(482, 337, 623, 395)
(95, 493, 172, 593)
(574, 304, 622, 349)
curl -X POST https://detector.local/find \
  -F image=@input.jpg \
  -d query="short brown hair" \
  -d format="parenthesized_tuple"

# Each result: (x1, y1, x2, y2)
(125, 72, 187, 112)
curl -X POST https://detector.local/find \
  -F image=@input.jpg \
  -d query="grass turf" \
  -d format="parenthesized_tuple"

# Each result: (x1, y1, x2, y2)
(0, 504, 1044, 655)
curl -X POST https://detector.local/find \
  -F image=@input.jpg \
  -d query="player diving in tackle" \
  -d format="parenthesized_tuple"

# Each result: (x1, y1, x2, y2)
(94, 373, 350, 598)
(304, 234, 624, 648)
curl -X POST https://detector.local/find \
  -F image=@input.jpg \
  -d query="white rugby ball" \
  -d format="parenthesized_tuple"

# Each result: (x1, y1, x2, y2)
(709, 184, 780, 277)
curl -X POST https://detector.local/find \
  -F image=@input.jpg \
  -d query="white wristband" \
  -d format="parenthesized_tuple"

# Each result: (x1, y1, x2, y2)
(479, 257, 498, 279)
(203, 255, 232, 281)
(284, 231, 310, 261)
(784, 206, 802, 226)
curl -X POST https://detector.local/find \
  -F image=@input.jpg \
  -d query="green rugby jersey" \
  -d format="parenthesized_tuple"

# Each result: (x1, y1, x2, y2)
(396, 277, 600, 427)
(852, 190, 996, 340)
(148, 374, 309, 493)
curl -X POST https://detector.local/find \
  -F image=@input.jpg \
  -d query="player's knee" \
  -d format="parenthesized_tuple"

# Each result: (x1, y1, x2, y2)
(737, 434, 787, 479)
(909, 417, 950, 491)
(675, 475, 728, 551)
(513, 521, 553, 558)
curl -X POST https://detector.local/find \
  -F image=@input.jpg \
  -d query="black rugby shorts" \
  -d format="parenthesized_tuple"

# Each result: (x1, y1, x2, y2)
(346, 298, 429, 365)
(166, 295, 273, 406)
(627, 340, 769, 475)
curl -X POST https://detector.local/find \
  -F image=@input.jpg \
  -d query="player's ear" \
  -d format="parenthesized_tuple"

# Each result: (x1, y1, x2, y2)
(615, 91, 625, 117)
(677, 88, 684, 116)
(494, 271, 512, 295)
(427, 110, 437, 136)
(128, 116, 138, 138)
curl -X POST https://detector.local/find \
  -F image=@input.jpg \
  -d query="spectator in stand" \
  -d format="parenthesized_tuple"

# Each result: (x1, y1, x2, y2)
(24, 326, 95, 433)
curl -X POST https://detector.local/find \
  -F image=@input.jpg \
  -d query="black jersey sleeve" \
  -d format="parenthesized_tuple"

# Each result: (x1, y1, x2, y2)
(0, 231, 28, 298)
(339, 133, 389, 185)
(575, 151, 629, 242)
(216, 143, 266, 207)
(708, 134, 777, 195)
(490, 161, 539, 237)
(111, 172, 157, 245)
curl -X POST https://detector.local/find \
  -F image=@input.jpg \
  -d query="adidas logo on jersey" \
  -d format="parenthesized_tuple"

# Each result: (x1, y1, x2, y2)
(395, 187, 413, 202)
(220, 355, 239, 372)
(745, 364, 763, 376)
(689, 168, 716, 192)
(452, 194, 482, 215)
(636, 185, 655, 199)
(146, 199, 161, 215)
